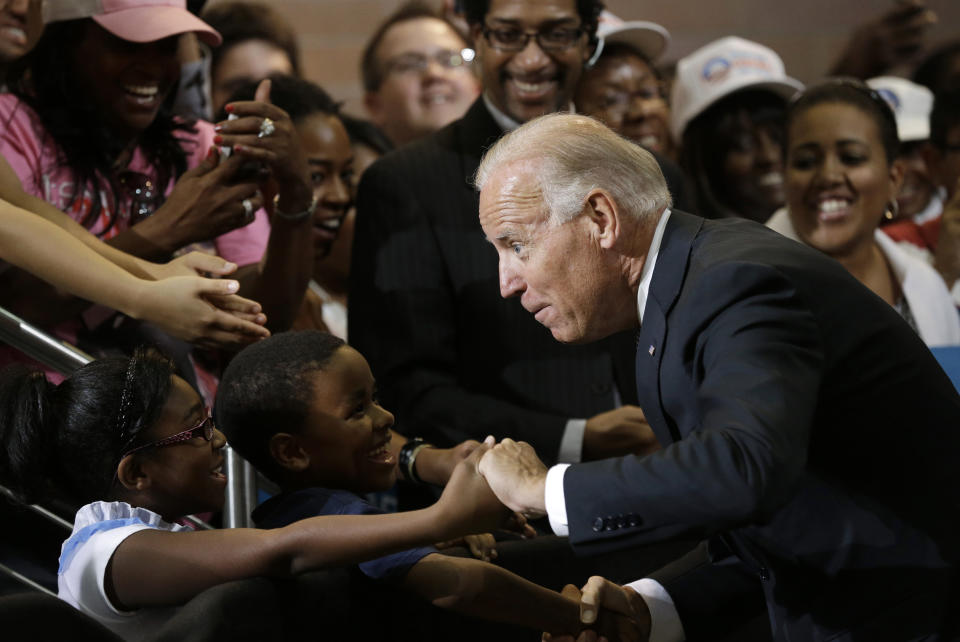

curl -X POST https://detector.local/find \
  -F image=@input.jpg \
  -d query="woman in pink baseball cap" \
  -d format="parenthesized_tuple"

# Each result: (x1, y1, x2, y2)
(0, 0, 315, 388)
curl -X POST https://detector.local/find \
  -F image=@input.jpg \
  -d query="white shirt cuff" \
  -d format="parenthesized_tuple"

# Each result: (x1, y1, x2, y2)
(558, 418, 586, 463)
(625, 578, 685, 642)
(545, 463, 570, 536)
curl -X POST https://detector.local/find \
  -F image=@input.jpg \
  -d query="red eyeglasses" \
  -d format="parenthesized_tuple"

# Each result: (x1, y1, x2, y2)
(119, 415, 216, 461)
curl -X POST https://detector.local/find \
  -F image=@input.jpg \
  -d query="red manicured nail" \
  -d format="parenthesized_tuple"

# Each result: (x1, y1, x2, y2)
(225, 104, 235, 112)
(206, 148, 215, 160)
(213, 135, 223, 144)
(234, 144, 245, 152)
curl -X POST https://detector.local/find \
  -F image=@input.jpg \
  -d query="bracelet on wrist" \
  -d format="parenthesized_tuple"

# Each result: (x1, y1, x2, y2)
(397, 437, 434, 485)
(273, 195, 317, 222)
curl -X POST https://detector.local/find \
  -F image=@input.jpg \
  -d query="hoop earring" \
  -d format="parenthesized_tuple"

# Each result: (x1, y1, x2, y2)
(884, 199, 899, 221)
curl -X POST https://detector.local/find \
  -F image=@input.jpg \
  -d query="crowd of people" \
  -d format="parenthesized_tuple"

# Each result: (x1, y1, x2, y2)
(0, 0, 958, 640)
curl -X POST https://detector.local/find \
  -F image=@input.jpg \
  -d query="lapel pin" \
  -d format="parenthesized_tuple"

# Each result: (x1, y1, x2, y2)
(648, 345, 656, 356)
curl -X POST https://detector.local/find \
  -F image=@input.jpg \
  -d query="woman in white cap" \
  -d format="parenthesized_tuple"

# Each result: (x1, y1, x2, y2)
(0, 0, 314, 387)
(768, 78, 960, 347)
(672, 36, 802, 223)
(575, 12, 692, 209)
(575, 11, 674, 159)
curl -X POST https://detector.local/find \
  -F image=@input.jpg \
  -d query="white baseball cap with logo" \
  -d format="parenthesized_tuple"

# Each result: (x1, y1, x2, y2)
(670, 36, 802, 141)
(591, 10, 670, 66)
(867, 76, 933, 143)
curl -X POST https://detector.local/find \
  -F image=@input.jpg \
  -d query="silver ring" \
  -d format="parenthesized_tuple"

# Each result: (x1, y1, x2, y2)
(242, 198, 254, 220)
(257, 117, 276, 138)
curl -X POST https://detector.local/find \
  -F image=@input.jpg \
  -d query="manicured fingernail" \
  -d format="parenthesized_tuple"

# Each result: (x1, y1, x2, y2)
(256, 314, 267, 323)
(213, 135, 223, 144)
(225, 104, 235, 112)
(582, 608, 595, 623)
(214, 124, 223, 132)
(226, 280, 239, 292)
(234, 144, 245, 152)
(206, 148, 216, 160)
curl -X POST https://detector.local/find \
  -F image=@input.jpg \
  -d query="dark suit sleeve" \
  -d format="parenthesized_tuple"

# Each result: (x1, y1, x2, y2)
(349, 157, 571, 460)
(646, 539, 767, 641)
(563, 261, 824, 548)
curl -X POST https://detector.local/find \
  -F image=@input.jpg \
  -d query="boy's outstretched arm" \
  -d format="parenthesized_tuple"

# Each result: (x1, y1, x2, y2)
(402, 554, 580, 635)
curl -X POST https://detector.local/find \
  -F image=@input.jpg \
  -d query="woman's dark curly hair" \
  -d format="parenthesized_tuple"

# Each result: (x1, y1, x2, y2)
(5, 20, 195, 233)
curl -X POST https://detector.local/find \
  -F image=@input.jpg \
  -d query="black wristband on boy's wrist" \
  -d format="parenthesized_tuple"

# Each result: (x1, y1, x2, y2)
(397, 437, 433, 484)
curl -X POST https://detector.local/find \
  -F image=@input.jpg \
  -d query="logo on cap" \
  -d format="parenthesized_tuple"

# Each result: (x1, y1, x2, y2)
(702, 53, 775, 84)
(702, 57, 731, 83)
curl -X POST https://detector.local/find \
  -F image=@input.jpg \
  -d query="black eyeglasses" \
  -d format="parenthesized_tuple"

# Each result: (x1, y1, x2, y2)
(482, 24, 584, 53)
(119, 415, 215, 461)
(384, 48, 475, 76)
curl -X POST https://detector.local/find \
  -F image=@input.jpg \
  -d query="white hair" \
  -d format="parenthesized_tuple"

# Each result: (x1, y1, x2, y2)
(474, 113, 672, 224)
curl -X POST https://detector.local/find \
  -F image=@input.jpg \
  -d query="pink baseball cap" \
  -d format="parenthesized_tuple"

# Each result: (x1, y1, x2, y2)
(42, 0, 222, 47)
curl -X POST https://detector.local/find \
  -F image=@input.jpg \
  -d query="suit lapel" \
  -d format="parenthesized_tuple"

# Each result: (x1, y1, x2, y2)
(635, 211, 703, 444)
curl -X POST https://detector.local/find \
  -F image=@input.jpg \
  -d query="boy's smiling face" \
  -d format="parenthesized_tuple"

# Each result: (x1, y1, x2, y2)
(293, 346, 398, 494)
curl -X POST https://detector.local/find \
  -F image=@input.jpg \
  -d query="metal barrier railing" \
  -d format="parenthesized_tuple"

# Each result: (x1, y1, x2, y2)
(0, 306, 93, 373)
(0, 305, 256, 591)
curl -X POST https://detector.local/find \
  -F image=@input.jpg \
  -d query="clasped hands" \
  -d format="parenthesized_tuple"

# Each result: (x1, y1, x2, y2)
(469, 436, 651, 641)
(546, 577, 651, 642)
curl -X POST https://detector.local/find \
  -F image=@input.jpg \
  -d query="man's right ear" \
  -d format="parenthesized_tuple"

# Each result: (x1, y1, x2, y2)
(269, 433, 311, 472)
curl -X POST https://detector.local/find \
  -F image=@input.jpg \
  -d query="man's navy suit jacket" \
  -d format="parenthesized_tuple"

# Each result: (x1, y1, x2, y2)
(564, 211, 960, 640)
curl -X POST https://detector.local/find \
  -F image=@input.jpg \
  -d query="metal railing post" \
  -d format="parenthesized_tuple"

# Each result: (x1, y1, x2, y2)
(0, 307, 93, 373)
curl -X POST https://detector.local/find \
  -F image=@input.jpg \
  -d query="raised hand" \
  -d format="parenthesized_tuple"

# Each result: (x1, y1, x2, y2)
(830, 0, 937, 79)
(215, 79, 313, 213)
(132, 147, 263, 254)
(137, 276, 269, 350)
(583, 405, 660, 461)
(145, 250, 240, 280)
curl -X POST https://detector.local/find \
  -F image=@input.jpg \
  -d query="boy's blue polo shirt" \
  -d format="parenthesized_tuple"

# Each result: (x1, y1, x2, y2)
(252, 487, 437, 581)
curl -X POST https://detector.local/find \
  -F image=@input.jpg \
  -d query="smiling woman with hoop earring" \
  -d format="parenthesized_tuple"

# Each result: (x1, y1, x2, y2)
(767, 78, 960, 347)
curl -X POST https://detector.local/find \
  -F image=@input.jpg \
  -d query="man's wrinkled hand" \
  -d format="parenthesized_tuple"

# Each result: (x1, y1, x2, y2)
(478, 437, 548, 519)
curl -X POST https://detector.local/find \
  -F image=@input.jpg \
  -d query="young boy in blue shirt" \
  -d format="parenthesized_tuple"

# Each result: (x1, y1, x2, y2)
(215, 330, 615, 639)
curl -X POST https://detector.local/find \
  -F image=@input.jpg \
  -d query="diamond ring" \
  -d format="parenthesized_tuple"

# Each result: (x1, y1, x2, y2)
(258, 117, 276, 138)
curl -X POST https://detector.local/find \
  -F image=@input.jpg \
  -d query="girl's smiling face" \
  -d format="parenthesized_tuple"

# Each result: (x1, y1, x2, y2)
(120, 376, 227, 521)
(296, 346, 397, 494)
